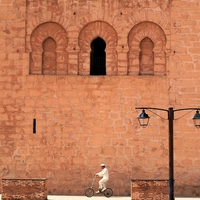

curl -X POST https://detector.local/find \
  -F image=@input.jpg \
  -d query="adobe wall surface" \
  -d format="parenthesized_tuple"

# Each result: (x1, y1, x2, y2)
(0, 0, 200, 197)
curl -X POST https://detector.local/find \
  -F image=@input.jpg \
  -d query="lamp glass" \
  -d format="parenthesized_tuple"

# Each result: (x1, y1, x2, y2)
(193, 110, 200, 129)
(138, 109, 150, 128)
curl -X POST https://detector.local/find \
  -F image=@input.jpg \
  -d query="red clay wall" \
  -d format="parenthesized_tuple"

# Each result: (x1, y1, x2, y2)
(0, 0, 200, 197)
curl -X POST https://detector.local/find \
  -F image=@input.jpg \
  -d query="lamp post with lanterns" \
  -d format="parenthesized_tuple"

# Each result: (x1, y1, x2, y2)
(136, 107, 200, 200)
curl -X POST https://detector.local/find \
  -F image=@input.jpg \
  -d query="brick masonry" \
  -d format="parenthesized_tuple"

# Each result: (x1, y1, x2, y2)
(2, 178, 47, 200)
(131, 180, 169, 200)
(0, 0, 200, 197)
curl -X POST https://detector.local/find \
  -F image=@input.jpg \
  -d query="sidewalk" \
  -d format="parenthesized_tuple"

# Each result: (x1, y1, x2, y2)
(47, 196, 200, 200)
(1, 194, 200, 199)
(47, 196, 130, 200)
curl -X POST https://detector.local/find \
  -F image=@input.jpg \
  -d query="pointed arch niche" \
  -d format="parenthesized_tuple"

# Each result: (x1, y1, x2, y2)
(78, 21, 118, 75)
(128, 21, 166, 76)
(42, 37, 57, 75)
(30, 22, 68, 75)
(139, 37, 154, 75)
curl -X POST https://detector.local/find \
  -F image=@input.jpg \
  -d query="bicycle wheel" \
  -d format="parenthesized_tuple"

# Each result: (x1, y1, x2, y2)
(103, 188, 113, 198)
(85, 188, 94, 197)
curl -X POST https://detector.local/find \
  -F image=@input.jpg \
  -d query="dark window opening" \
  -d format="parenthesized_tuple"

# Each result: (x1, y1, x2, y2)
(90, 37, 106, 75)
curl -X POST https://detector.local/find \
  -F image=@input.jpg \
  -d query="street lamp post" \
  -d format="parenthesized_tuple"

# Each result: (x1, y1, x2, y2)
(136, 107, 200, 200)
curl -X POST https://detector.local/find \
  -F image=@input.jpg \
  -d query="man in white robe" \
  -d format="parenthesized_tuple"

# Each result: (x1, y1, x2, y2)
(95, 164, 109, 193)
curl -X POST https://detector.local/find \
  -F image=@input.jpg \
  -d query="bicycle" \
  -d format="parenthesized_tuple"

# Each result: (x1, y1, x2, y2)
(85, 175, 113, 198)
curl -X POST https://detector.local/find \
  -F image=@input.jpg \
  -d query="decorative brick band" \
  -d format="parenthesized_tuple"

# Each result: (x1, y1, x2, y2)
(131, 179, 169, 200)
(2, 178, 48, 200)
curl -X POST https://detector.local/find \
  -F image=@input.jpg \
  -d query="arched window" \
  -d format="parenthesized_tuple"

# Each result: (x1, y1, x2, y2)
(30, 22, 68, 75)
(128, 21, 166, 75)
(42, 37, 57, 75)
(90, 37, 106, 75)
(139, 37, 154, 75)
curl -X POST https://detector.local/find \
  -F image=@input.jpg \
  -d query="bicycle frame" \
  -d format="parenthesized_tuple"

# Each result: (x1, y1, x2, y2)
(90, 176, 98, 189)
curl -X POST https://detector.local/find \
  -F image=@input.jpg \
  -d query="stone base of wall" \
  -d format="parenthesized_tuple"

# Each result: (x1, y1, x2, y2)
(2, 178, 47, 200)
(131, 179, 169, 200)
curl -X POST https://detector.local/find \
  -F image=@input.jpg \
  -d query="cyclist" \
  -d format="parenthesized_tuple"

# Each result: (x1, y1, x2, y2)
(95, 163, 109, 193)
